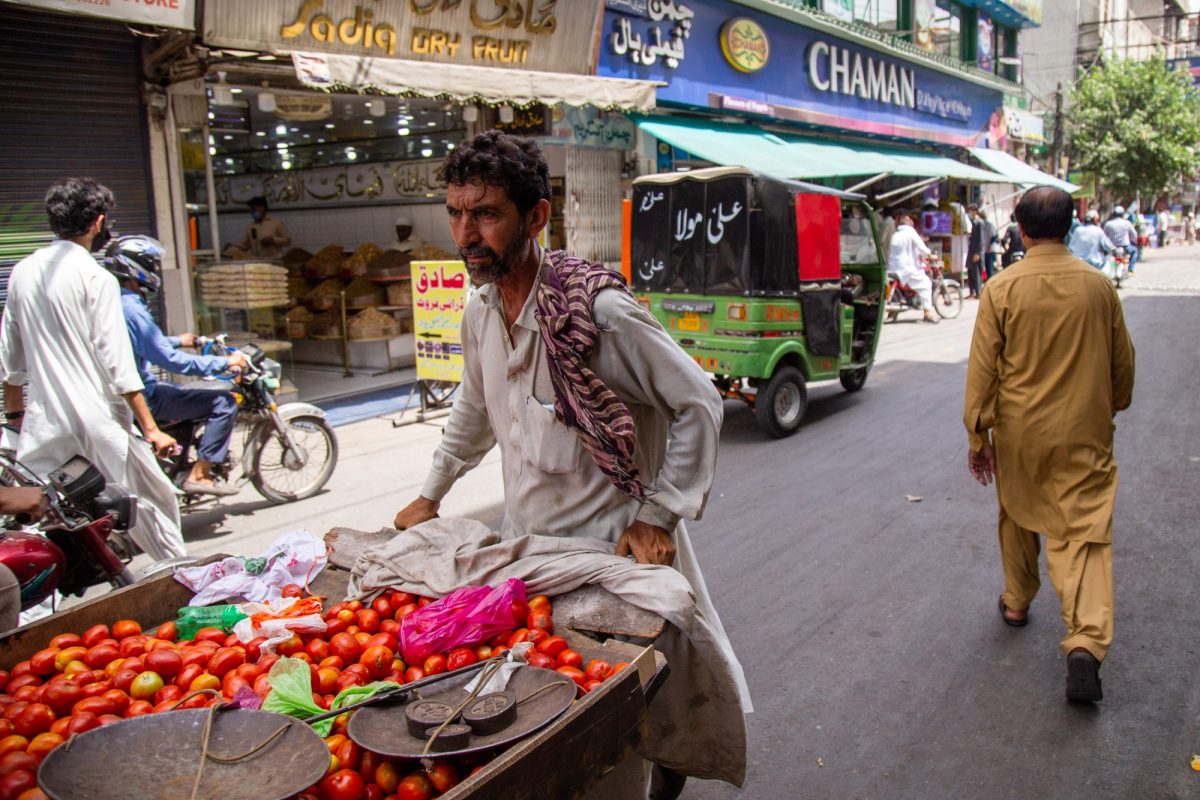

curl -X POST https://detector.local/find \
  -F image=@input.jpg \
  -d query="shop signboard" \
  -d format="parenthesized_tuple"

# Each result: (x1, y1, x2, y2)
(411, 261, 469, 383)
(546, 106, 636, 149)
(208, 157, 448, 211)
(203, 0, 603, 75)
(1168, 56, 1200, 87)
(4, 0, 194, 29)
(600, 0, 1004, 147)
(1002, 106, 1044, 144)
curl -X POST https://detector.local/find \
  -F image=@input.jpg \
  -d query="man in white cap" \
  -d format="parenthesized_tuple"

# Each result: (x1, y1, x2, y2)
(388, 215, 425, 254)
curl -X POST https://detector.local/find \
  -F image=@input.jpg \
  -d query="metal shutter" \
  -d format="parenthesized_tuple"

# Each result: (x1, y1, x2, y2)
(0, 5, 155, 306)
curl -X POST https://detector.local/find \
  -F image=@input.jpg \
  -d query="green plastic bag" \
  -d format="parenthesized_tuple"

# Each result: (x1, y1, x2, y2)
(261, 657, 395, 737)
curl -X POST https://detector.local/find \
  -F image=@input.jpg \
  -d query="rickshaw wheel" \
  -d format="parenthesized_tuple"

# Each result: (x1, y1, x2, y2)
(756, 366, 808, 439)
(840, 367, 869, 392)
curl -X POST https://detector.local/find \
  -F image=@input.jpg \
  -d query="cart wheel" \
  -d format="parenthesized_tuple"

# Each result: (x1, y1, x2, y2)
(756, 366, 808, 439)
(839, 367, 869, 392)
(934, 279, 964, 319)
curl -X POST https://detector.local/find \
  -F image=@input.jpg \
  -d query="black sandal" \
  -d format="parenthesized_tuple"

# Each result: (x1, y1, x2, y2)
(998, 596, 1028, 627)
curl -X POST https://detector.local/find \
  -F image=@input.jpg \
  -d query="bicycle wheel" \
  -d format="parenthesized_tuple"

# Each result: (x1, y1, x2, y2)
(251, 415, 338, 503)
(934, 279, 963, 319)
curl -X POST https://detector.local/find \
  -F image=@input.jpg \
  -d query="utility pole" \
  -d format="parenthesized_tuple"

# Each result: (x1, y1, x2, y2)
(1050, 82, 1065, 178)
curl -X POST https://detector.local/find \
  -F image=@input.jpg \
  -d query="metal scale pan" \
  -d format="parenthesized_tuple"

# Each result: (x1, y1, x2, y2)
(348, 665, 576, 759)
(38, 708, 329, 800)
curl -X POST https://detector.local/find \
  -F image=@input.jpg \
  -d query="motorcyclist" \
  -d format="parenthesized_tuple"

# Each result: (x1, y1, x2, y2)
(104, 236, 248, 497)
(1101, 205, 1139, 274)
(1068, 210, 1116, 269)
(887, 213, 939, 324)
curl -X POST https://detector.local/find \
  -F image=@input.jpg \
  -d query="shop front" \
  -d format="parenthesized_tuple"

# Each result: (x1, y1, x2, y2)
(162, 0, 655, 403)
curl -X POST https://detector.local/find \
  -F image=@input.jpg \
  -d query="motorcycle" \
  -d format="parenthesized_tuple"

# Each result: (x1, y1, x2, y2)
(0, 453, 141, 610)
(158, 335, 339, 509)
(1102, 249, 1130, 288)
(885, 260, 963, 322)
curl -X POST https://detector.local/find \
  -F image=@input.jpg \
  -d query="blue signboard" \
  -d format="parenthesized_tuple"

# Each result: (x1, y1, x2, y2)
(598, 0, 1004, 147)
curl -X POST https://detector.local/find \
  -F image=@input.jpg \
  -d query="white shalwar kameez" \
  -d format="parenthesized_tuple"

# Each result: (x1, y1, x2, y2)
(888, 223, 934, 310)
(0, 240, 186, 561)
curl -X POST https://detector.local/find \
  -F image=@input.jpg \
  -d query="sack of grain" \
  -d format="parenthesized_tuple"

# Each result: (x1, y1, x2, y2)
(305, 278, 344, 311)
(386, 280, 413, 307)
(306, 245, 345, 279)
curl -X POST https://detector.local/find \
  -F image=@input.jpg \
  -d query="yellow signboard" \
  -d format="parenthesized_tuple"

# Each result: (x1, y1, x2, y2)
(412, 260, 470, 383)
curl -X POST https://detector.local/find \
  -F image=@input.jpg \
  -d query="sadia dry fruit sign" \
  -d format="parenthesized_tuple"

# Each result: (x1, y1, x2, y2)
(412, 260, 470, 382)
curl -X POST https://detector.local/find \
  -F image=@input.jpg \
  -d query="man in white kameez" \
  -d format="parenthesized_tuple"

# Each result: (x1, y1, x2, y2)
(0, 178, 187, 562)
(888, 213, 939, 324)
(393, 131, 748, 799)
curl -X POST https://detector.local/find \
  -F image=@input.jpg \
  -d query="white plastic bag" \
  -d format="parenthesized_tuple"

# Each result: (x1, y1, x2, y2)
(231, 596, 327, 653)
(174, 530, 327, 606)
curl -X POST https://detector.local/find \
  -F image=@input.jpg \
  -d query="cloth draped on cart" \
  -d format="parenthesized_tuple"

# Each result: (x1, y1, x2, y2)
(347, 518, 748, 787)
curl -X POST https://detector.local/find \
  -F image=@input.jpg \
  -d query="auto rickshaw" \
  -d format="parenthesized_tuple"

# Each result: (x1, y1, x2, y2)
(625, 166, 886, 438)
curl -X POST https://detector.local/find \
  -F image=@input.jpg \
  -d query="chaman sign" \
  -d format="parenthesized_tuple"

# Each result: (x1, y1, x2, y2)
(203, 0, 603, 74)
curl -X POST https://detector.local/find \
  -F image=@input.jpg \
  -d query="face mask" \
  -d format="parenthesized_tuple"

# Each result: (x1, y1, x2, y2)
(251, 210, 265, 222)
(90, 220, 112, 253)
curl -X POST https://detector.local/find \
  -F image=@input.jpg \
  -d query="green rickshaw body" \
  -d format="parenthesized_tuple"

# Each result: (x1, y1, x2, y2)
(629, 167, 887, 436)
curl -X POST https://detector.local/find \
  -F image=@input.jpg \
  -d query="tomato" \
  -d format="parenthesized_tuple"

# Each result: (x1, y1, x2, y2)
(404, 667, 425, 683)
(507, 629, 530, 648)
(96, 714, 123, 726)
(535, 636, 568, 659)
(334, 738, 360, 771)
(221, 673, 251, 700)
(329, 633, 362, 665)
(190, 627, 225, 645)
(416, 597, 433, 608)
(26, 650, 58, 678)
(318, 768, 365, 800)
(47, 646, 83, 675)
(556, 666, 587, 689)
(207, 648, 245, 679)
(421, 654, 447, 676)
(378, 619, 400, 639)
(373, 760, 399, 793)
(129, 672, 163, 701)
(334, 672, 365, 693)
(80, 679, 113, 699)
(0, 753, 35, 779)
(393, 603, 418, 622)
(80, 625, 110, 648)
(370, 597, 393, 620)
(425, 761, 459, 792)
(154, 684, 183, 706)
(155, 621, 178, 642)
(62, 661, 88, 677)
(584, 660, 611, 682)
(526, 652, 555, 670)
(0, 769, 36, 800)
(276, 633, 305, 658)
(0, 723, 12, 740)
(257, 654, 280, 674)
(111, 669, 138, 695)
(365, 633, 399, 654)
(7, 664, 29, 680)
(281, 583, 304, 598)
(101, 690, 130, 715)
(71, 697, 116, 717)
(492, 645, 510, 658)
(234, 663, 262, 683)
(607, 661, 631, 679)
(527, 610, 553, 633)
(48, 634, 81, 651)
(355, 610, 381, 634)
(175, 664, 204, 691)
(556, 649, 583, 670)
(252, 674, 272, 698)
(446, 647, 477, 671)
(335, 610, 355, 626)
(583, 679, 603, 693)
(359, 647, 393, 681)
(527, 594, 551, 611)
(0, 739, 27, 759)
(15, 787, 48, 800)
(81, 644, 119, 671)
(1, 706, 27, 727)
(40, 681, 81, 718)
(395, 772, 433, 800)
(11, 706, 53, 739)
(473, 645, 494, 662)
(318, 656, 343, 671)
(324, 619, 348, 638)
(189, 673, 220, 693)
(324, 733, 347, 754)
(108, 619, 140, 640)
(526, 628, 549, 646)
(143, 649, 182, 680)
(25, 731, 62, 761)
(0, 674, 8, 694)
(389, 591, 415, 608)
(125, 700, 154, 718)
(240, 636, 265, 664)
(116, 636, 148, 659)
(313, 667, 339, 695)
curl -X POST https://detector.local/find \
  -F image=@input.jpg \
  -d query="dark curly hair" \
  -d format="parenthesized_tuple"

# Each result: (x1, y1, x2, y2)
(45, 178, 114, 238)
(438, 130, 550, 216)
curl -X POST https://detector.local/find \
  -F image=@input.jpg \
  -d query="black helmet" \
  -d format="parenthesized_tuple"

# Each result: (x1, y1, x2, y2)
(104, 234, 163, 294)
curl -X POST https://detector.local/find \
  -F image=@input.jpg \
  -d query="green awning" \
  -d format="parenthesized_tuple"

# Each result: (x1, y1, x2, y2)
(968, 147, 1081, 192)
(634, 115, 1011, 183)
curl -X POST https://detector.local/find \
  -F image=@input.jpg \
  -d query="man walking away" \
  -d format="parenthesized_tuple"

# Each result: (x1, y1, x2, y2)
(0, 178, 187, 562)
(965, 205, 993, 299)
(964, 187, 1135, 703)
(1000, 213, 1025, 267)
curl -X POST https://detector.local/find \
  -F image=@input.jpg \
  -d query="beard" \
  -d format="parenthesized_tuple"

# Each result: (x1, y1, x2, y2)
(460, 224, 529, 287)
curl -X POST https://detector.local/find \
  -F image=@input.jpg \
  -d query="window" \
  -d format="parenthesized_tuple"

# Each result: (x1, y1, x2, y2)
(854, 0, 900, 32)
(997, 25, 1018, 81)
(931, 0, 962, 59)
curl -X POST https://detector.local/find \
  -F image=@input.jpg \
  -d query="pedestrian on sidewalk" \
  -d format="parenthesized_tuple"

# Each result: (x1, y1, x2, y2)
(964, 186, 1135, 703)
(965, 205, 993, 299)
(1184, 211, 1195, 245)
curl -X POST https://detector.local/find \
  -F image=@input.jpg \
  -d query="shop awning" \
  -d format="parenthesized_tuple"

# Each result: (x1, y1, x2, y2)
(293, 52, 659, 112)
(634, 116, 1010, 183)
(968, 148, 1080, 192)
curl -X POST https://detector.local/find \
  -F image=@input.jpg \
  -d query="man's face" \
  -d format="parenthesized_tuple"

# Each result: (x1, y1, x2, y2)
(395, 224, 413, 241)
(250, 205, 266, 222)
(446, 181, 532, 287)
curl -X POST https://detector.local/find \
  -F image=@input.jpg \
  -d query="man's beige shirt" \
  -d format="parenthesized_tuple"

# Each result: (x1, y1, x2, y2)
(964, 243, 1135, 543)
(422, 257, 723, 541)
(236, 217, 291, 258)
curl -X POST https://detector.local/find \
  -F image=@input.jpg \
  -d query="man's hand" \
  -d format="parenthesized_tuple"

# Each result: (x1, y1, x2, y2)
(968, 445, 996, 486)
(226, 351, 249, 372)
(0, 487, 47, 522)
(259, 236, 275, 247)
(971, 254, 981, 263)
(615, 520, 676, 566)
(394, 496, 440, 530)
(177, 333, 197, 348)
(145, 429, 178, 458)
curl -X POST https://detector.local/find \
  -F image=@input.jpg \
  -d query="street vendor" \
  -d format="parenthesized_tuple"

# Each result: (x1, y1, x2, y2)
(226, 196, 290, 260)
(387, 214, 426, 254)
(393, 130, 746, 798)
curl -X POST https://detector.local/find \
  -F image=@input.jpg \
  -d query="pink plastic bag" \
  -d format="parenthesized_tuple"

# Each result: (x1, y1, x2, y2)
(399, 579, 527, 664)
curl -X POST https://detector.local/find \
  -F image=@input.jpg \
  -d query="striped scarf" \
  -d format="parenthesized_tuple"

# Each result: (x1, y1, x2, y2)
(534, 250, 647, 502)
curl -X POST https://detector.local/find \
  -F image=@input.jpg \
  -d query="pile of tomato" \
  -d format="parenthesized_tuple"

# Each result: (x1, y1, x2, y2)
(0, 586, 629, 800)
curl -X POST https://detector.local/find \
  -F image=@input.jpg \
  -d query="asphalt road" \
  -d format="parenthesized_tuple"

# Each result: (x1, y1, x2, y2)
(685, 248, 1200, 800)
(161, 245, 1200, 800)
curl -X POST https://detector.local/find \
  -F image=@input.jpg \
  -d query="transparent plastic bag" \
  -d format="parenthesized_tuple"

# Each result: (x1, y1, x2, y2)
(399, 579, 527, 665)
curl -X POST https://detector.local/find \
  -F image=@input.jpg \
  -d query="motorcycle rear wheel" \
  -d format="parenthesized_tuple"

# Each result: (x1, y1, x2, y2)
(251, 415, 338, 504)
(934, 279, 964, 319)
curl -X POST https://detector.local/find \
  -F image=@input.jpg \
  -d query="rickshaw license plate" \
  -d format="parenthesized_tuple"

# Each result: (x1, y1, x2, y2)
(678, 312, 702, 331)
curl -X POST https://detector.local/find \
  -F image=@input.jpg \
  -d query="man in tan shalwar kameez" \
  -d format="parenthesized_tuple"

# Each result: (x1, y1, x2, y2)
(964, 187, 1135, 703)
